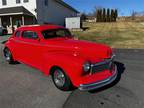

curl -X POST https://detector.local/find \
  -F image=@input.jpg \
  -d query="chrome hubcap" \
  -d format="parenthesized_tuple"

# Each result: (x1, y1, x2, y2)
(54, 70, 65, 87)
(4, 49, 11, 61)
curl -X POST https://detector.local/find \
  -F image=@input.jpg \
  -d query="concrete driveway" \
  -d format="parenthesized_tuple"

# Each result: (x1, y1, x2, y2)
(0, 36, 144, 108)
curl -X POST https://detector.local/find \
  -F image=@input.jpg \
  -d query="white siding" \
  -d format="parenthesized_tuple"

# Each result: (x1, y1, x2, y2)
(0, 0, 77, 25)
(37, 0, 77, 25)
(0, 0, 37, 16)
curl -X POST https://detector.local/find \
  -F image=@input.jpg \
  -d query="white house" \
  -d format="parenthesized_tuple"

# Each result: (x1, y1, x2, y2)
(0, 0, 78, 32)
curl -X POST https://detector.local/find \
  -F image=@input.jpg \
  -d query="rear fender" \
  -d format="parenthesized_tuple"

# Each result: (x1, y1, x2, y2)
(4, 40, 16, 61)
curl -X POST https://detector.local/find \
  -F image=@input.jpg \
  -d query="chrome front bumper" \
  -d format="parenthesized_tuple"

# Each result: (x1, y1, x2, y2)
(79, 66, 117, 91)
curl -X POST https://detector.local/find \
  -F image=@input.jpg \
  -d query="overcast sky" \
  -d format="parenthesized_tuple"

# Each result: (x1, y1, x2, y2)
(64, 0, 144, 16)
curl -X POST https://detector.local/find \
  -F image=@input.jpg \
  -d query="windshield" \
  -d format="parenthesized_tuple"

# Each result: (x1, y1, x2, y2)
(42, 29, 72, 39)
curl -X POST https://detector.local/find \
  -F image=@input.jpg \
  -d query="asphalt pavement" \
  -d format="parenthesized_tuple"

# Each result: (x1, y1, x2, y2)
(0, 36, 144, 108)
(64, 49, 144, 108)
(0, 36, 70, 108)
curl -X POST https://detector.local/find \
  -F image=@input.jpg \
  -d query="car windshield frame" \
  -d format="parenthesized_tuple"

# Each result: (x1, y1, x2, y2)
(41, 28, 72, 39)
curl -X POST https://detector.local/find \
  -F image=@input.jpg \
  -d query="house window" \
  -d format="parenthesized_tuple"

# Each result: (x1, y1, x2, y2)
(16, 0, 21, 4)
(23, 0, 29, 3)
(44, 0, 48, 6)
(2, 0, 7, 5)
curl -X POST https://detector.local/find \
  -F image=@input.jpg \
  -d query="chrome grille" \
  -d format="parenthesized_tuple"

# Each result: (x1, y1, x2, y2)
(90, 55, 115, 74)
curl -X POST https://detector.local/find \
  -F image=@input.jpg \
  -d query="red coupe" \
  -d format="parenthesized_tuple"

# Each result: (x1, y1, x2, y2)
(4, 25, 117, 91)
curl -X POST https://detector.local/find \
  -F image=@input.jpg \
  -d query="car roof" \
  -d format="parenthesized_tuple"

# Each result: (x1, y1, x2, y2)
(17, 25, 65, 31)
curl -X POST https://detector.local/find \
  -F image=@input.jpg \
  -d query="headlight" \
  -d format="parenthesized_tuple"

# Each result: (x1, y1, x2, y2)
(83, 62, 91, 72)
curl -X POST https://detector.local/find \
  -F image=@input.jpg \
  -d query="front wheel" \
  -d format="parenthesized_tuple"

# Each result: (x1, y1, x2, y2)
(51, 68, 72, 91)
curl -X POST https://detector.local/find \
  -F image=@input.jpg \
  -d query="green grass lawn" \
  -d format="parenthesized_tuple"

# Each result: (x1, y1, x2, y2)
(1, 22, 144, 49)
(71, 21, 144, 49)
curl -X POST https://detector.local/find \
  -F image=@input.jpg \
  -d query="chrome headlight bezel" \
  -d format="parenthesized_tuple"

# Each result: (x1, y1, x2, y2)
(83, 62, 91, 72)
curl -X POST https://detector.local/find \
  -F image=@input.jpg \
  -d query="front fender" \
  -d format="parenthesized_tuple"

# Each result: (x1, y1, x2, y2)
(43, 53, 86, 86)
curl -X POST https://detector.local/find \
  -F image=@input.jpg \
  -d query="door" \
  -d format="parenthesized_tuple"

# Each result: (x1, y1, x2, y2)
(19, 30, 43, 70)
(12, 30, 22, 59)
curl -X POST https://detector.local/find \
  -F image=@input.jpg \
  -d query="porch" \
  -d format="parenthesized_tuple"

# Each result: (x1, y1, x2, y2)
(0, 6, 37, 33)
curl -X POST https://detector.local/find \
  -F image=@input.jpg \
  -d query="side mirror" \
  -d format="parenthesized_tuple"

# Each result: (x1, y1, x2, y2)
(37, 38, 41, 42)
(33, 37, 40, 42)
(32, 35, 40, 42)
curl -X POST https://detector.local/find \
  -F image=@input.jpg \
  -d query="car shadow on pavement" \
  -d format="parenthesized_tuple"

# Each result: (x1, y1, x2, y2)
(63, 61, 126, 108)
(10, 61, 21, 65)
(88, 61, 126, 94)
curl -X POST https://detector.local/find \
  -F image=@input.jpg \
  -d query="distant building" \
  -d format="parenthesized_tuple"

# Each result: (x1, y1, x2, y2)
(117, 16, 144, 22)
(85, 16, 96, 22)
(0, 0, 78, 33)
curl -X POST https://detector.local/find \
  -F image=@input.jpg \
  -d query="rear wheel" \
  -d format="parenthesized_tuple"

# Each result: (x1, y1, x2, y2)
(3, 48, 14, 64)
(51, 68, 72, 91)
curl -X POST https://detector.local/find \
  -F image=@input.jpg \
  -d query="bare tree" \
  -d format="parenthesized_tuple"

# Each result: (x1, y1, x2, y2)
(131, 11, 137, 20)
(92, 6, 103, 17)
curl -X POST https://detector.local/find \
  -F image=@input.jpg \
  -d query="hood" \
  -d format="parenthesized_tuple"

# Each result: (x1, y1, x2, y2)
(44, 38, 112, 62)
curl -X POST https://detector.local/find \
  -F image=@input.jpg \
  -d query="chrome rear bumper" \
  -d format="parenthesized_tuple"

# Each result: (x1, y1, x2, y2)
(79, 66, 117, 91)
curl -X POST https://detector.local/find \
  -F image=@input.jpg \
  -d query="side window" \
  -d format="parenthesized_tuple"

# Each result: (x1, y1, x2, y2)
(15, 31, 21, 37)
(42, 30, 56, 39)
(22, 31, 38, 39)
(56, 30, 65, 36)
(56, 29, 71, 36)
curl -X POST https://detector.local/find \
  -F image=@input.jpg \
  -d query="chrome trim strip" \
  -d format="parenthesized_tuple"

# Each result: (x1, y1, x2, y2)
(79, 65, 117, 91)
(93, 55, 115, 67)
